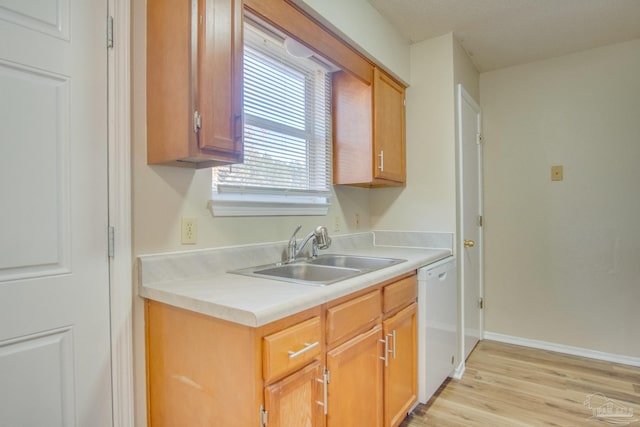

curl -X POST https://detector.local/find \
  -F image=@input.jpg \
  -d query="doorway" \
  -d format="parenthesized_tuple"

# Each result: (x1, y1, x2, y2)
(0, 1, 113, 425)
(456, 84, 484, 363)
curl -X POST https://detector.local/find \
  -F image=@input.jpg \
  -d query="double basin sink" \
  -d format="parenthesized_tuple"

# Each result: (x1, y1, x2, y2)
(232, 254, 406, 286)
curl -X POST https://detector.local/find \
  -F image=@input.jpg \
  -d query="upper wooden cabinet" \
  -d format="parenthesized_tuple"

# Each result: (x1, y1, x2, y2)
(333, 67, 407, 187)
(147, 0, 243, 168)
(373, 69, 407, 184)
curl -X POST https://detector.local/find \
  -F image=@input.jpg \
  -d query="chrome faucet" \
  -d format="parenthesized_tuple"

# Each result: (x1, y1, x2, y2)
(287, 225, 332, 262)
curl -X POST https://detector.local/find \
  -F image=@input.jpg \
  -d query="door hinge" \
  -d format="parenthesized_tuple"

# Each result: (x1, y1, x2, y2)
(479, 298, 484, 309)
(476, 132, 483, 145)
(107, 16, 114, 49)
(260, 405, 268, 427)
(108, 226, 115, 258)
(194, 110, 202, 133)
(478, 215, 483, 227)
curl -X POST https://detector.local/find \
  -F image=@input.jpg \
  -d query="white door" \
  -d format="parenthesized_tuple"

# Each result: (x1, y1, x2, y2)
(0, 1, 112, 426)
(457, 84, 483, 360)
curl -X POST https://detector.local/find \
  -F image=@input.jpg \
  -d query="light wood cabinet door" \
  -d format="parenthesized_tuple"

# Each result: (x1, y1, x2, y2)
(146, 0, 243, 168)
(197, 0, 243, 157)
(373, 68, 406, 184)
(383, 303, 418, 427)
(326, 325, 384, 427)
(332, 68, 406, 187)
(265, 360, 325, 427)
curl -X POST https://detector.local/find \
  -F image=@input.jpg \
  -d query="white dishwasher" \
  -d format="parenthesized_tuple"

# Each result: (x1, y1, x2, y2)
(417, 256, 457, 404)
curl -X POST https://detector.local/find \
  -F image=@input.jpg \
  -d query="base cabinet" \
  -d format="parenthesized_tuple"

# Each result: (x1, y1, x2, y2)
(383, 303, 418, 427)
(145, 273, 417, 427)
(326, 325, 384, 427)
(264, 361, 326, 427)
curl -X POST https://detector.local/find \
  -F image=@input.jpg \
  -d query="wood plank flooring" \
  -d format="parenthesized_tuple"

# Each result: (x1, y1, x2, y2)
(401, 340, 640, 426)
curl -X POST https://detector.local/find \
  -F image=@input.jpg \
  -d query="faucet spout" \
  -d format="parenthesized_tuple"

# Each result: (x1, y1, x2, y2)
(295, 231, 318, 259)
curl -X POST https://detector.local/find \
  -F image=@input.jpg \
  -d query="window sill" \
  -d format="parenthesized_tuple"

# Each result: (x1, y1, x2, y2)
(208, 195, 330, 217)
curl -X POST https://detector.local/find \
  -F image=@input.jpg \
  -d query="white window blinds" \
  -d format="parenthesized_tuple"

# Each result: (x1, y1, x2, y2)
(212, 21, 332, 213)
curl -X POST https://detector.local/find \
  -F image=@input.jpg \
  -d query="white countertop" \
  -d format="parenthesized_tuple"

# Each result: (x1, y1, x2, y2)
(138, 232, 452, 327)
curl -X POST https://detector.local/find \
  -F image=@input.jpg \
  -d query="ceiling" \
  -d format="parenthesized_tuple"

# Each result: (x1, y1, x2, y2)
(367, 0, 640, 72)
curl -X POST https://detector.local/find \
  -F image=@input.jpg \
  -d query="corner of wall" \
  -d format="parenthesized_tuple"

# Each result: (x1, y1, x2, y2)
(292, 0, 411, 82)
(452, 36, 480, 103)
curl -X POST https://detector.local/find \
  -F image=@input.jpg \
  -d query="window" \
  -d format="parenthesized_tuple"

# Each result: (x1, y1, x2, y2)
(210, 20, 333, 216)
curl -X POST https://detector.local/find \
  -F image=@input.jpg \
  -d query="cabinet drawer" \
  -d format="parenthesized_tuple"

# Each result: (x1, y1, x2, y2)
(383, 274, 417, 314)
(327, 290, 381, 345)
(263, 316, 322, 383)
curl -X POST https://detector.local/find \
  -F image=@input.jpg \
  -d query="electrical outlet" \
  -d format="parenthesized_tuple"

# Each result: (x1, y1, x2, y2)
(181, 218, 197, 244)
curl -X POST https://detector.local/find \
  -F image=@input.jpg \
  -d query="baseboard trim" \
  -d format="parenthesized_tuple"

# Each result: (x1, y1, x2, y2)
(483, 331, 640, 367)
(450, 361, 465, 380)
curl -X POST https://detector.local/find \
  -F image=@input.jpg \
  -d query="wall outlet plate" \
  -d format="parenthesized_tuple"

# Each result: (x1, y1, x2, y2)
(181, 218, 197, 244)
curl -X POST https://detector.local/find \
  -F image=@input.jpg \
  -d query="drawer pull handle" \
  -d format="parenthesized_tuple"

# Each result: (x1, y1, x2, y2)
(288, 341, 319, 359)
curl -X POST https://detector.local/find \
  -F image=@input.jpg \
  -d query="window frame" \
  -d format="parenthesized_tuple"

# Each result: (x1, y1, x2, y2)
(210, 20, 333, 217)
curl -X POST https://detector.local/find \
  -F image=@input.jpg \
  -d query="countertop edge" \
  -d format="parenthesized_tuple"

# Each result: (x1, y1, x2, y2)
(139, 244, 452, 327)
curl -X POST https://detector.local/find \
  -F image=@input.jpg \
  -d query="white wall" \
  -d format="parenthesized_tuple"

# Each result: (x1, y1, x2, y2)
(295, 0, 410, 83)
(371, 34, 479, 236)
(481, 38, 640, 358)
(371, 34, 454, 231)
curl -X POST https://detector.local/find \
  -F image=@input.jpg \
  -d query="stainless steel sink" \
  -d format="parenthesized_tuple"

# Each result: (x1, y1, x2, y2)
(253, 264, 361, 284)
(306, 254, 404, 270)
(231, 254, 406, 286)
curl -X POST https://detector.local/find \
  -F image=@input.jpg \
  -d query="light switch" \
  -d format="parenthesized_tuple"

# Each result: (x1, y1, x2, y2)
(551, 165, 563, 181)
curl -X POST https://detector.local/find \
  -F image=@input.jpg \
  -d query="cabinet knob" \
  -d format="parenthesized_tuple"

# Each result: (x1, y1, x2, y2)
(464, 239, 475, 248)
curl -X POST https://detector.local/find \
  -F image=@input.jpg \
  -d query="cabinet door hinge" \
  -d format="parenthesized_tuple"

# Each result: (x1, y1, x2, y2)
(479, 298, 484, 309)
(193, 110, 202, 133)
(260, 405, 268, 427)
(478, 215, 483, 227)
(476, 132, 483, 145)
(107, 16, 114, 49)
(108, 226, 115, 258)
(194, 110, 202, 134)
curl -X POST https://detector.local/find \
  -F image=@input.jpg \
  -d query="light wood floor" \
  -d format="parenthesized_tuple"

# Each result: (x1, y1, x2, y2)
(401, 340, 640, 426)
